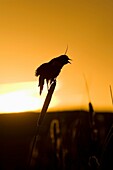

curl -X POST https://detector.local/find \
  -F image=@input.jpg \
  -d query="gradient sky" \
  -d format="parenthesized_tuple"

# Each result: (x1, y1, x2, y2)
(0, 0, 113, 113)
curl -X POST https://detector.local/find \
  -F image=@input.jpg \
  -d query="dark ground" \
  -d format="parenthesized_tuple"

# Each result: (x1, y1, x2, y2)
(0, 110, 113, 170)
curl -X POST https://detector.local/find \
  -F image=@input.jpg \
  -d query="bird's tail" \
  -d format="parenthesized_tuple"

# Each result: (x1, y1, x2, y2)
(39, 76, 44, 95)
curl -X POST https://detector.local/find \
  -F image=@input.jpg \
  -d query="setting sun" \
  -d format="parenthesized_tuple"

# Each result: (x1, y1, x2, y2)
(0, 81, 59, 113)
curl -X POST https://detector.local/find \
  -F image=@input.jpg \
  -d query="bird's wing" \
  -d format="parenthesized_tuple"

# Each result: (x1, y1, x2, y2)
(35, 63, 47, 77)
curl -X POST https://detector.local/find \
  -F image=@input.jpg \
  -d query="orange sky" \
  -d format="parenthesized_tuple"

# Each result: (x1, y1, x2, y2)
(0, 0, 113, 113)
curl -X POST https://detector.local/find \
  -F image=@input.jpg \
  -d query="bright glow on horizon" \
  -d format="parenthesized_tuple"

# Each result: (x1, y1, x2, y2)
(0, 90, 40, 113)
(0, 80, 112, 114)
(0, 81, 59, 113)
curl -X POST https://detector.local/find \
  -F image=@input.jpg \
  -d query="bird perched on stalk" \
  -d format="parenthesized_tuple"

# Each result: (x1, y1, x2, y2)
(35, 52, 71, 95)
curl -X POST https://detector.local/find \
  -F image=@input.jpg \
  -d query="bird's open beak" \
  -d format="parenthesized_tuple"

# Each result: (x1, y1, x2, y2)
(68, 58, 72, 64)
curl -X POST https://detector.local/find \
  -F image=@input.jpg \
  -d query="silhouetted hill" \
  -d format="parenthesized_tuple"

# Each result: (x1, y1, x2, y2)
(0, 110, 113, 170)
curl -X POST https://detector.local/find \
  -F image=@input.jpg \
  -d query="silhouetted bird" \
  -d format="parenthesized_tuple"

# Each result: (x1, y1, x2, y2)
(35, 55, 71, 95)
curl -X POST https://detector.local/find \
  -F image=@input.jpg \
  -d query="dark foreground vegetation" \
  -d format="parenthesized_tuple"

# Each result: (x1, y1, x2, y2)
(0, 110, 113, 170)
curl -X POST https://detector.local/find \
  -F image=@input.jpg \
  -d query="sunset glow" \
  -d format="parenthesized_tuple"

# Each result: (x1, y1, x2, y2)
(0, 80, 112, 113)
(0, 0, 113, 113)
(0, 90, 39, 113)
(0, 82, 59, 113)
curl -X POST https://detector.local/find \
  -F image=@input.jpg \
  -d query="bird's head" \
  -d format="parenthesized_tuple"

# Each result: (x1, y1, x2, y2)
(57, 55, 72, 65)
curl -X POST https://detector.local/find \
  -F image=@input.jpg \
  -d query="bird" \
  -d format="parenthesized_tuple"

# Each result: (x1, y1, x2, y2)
(35, 54, 71, 95)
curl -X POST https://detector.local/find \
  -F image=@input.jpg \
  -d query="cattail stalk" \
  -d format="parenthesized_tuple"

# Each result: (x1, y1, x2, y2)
(27, 80, 56, 169)
(110, 85, 113, 105)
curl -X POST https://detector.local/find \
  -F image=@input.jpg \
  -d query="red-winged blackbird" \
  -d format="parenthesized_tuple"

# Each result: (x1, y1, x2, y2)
(35, 54, 71, 95)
